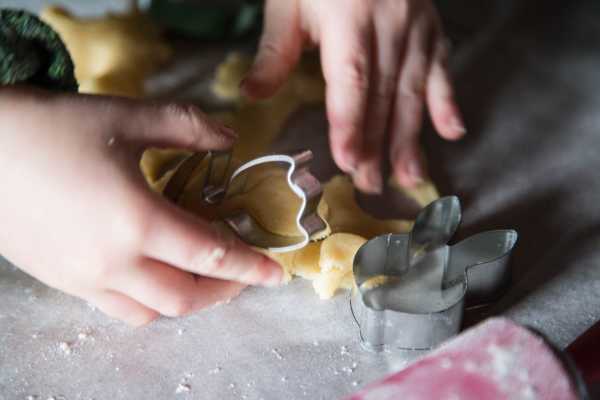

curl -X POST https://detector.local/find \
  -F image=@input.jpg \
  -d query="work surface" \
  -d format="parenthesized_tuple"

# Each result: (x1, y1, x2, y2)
(2, 1, 600, 399)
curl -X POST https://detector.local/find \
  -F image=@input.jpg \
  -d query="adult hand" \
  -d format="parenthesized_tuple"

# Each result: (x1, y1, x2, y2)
(0, 87, 282, 326)
(242, 0, 465, 192)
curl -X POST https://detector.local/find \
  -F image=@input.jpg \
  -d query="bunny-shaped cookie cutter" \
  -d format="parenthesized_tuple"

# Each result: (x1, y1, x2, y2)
(163, 149, 327, 253)
(350, 196, 518, 352)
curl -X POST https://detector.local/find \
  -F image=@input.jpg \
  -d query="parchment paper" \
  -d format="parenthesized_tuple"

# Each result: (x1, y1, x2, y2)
(2, 1, 600, 399)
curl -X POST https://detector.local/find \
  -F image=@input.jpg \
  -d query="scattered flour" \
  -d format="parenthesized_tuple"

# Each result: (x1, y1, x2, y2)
(175, 383, 191, 394)
(463, 361, 477, 372)
(271, 348, 284, 360)
(208, 367, 222, 375)
(440, 358, 453, 369)
(340, 346, 350, 356)
(487, 344, 514, 378)
(58, 342, 72, 355)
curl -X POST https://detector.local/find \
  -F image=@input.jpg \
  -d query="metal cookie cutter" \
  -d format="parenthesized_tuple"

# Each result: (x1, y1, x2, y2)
(350, 196, 518, 352)
(163, 149, 327, 253)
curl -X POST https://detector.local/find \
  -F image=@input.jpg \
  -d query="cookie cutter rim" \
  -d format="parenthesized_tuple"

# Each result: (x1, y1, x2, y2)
(350, 196, 518, 352)
(162, 149, 327, 253)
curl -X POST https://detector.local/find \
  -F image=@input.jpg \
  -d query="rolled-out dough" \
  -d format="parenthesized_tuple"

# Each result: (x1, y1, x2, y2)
(46, 6, 439, 299)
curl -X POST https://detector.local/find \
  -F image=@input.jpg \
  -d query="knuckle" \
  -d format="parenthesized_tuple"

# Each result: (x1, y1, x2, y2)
(399, 74, 427, 100)
(373, 73, 396, 100)
(328, 110, 363, 139)
(258, 41, 295, 67)
(342, 56, 370, 92)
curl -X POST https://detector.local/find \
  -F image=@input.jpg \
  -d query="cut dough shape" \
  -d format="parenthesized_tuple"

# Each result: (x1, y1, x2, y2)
(41, 5, 171, 98)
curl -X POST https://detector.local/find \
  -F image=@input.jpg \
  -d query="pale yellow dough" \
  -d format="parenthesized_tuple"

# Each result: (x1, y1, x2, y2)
(48, 7, 439, 299)
(41, 6, 171, 98)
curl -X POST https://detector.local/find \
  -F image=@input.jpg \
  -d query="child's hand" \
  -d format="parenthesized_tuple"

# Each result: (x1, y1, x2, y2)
(242, 0, 465, 193)
(0, 87, 282, 326)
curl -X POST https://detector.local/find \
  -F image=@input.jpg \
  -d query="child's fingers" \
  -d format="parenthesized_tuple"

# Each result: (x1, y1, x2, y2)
(87, 96, 238, 151)
(89, 290, 160, 327)
(141, 197, 283, 287)
(108, 258, 246, 317)
(241, 0, 303, 99)
(425, 38, 466, 140)
(107, 258, 202, 318)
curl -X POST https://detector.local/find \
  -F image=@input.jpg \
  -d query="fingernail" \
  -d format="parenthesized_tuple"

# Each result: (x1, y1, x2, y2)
(366, 168, 383, 194)
(450, 116, 466, 135)
(406, 159, 424, 184)
(262, 256, 284, 287)
(342, 154, 360, 175)
(265, 267, 284, 287)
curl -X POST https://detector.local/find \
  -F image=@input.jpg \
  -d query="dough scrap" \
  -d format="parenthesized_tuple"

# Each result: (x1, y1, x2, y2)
(313, 233, 366, 299)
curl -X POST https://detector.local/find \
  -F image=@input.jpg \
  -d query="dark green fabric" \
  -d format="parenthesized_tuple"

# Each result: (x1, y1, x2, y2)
(149, 0, 263, 39)
(0, 9, 77, 92)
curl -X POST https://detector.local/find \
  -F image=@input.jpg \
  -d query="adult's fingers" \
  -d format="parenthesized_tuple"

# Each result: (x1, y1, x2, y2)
(89, 290, 159, 327)
(320, 6, 373, 174)
(241, 0, 303, 99)
(425, 37, 466, 140)
(97, 96, 238, 151)
(108, 258, 246, 317)
(354, 2, 409, 194)
(141, 199, 283, 287)
(389, 16, 433, 187)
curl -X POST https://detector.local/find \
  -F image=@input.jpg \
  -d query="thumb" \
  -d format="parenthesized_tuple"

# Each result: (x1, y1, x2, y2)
(241, 0, 304, 99)
(107, 97, 238, 151)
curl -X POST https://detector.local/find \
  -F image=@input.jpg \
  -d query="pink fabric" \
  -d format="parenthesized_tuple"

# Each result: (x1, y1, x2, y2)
(347, 318, 578, 400)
